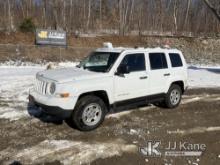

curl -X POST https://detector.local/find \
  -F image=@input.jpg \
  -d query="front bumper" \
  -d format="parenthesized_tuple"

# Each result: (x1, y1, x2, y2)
(29, 89, 77, 118)
(29, 96, 72, 119)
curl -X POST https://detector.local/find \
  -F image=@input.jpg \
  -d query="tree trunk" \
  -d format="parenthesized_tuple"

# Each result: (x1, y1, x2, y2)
(173, 0, 178, 32)
(203, 0, 220, 22)
(7, 0, 14, 32)
(20, 0, 25, 19)
(99, 0, 102, 29)
(86, 0, 91, 30)
(123, 0, 129, 34)
(184, 0, 191, 30)
(70, 0, 73, 31)
(127, 0, 134, 32)
(43, 0, 47, 28)
(118, 0, 123, 35)
(63, 0, 66, 30)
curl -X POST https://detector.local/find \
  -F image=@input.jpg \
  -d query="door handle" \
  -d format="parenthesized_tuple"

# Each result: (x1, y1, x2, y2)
(140, 76, 148, 79)
(164, 73, 170, 76)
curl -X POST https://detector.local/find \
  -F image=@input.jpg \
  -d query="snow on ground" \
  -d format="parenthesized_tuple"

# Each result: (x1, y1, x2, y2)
(107, 106, 154, 118)
(1, 139, 137, 165)
(0, 63, 219, 121)
(0, 62, 219, 164)
(167, 126, 220, 135)
(0, 66, 43, 120)
(188, 65, 220, 88)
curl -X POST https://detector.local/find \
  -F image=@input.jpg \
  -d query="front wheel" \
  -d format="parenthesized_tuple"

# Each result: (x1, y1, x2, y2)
(71, 95, 107, 131)
(164, 84, 182, 108)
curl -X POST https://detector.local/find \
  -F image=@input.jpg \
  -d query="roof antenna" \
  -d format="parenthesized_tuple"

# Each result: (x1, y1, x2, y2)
(163, 40, 171, 49)
(103, 42, 113, 49)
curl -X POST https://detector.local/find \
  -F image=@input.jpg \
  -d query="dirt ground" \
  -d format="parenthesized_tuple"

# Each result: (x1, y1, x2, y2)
(0, 88, 220, 165)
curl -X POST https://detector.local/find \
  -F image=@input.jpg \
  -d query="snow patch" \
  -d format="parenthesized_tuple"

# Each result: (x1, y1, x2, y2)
(0, 108, 28, 121)
(182, 94, 220, 105)
(182, 97, 201, 104)
(107, 106, 154, 119)
(58, 61, 79, 67)
(0, 61, 79, 68)
(107, 111, 132, 119)
(3, 139, 137, 165)
(0, 67, 43, 120)
(0, 62, 80, 121)
(167, 126, 220, 135)
(188, 65, 220, 88)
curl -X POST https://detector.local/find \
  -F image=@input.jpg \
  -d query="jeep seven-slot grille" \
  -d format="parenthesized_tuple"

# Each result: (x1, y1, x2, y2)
(35, 78, 49, 95)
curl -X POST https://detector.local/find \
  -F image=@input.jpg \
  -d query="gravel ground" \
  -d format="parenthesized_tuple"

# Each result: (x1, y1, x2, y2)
(0, 88, 220, 165)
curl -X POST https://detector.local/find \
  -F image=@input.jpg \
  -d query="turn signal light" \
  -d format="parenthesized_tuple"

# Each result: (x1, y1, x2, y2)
(60, 93, 70, 98)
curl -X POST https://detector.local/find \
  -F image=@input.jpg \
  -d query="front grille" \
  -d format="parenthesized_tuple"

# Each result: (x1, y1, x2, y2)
(35, 78, 49, 95)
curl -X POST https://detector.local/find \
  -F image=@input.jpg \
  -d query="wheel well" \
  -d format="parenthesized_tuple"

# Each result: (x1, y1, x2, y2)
(78, 91, 110, 108)
(171, 81, 184, 93)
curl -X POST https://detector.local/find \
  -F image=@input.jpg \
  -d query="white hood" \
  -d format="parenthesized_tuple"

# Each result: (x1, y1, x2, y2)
(37, 67, 105, 83)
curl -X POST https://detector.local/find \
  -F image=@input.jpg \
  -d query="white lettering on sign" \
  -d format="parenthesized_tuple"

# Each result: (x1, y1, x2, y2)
(48, 31, 65, 39)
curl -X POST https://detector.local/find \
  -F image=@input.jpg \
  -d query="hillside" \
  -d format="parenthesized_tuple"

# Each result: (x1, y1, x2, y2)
(0, 32, 219, 64)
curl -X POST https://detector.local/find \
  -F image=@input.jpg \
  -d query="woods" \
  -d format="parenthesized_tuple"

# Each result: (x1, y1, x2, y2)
(0, 0, 219, 35)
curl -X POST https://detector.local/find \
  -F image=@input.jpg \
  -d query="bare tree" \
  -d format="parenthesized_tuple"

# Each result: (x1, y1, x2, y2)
(203, 0, 220, 22)
(184, 0, 191, 29)
(63, 0, 66, 30)
(173, 0, 178, 32)
(42, 0, 47, 28)
(7, 0, 15, 32)
(69, 0, 73, 30)
(0, 0, 219, 35)
(127, 0, 134, 32)
(86, 0, 91, 30)
(99, 0, 102, 29)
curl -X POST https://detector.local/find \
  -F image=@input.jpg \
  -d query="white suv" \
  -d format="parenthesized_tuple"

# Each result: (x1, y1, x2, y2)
(29, 43, 188, 131)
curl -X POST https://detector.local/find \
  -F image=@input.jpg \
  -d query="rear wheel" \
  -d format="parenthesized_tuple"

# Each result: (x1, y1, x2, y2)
(71, 95, 107, 131)
(164, 84, 182, 108)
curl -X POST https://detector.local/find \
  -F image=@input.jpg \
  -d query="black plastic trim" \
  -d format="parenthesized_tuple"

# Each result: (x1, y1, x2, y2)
(111, 93, 166, 112)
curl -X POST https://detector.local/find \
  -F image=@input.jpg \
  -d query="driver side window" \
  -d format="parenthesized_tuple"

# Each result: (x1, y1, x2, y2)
(119, 53, 146, 72)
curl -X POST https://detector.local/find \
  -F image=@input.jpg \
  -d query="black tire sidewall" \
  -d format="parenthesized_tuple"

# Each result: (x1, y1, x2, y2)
(72, 95, 107, 131)
(165, 84, 182, 108)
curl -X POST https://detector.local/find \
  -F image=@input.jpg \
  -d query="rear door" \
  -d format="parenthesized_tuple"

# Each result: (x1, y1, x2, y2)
(114, 53, 149, 101)
(147, 52, 170, 95)
(168, 52, 188, 89)
(169, 52, 186, 77)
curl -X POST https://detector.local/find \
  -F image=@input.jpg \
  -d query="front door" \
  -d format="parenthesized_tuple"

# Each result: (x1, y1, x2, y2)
(114, 53, 149, 102)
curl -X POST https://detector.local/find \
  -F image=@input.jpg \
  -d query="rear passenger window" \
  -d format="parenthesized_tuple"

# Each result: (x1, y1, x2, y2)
(120, 53, 145, 72)
(169, 53, 183, 67)
(149, 53, 168, 70)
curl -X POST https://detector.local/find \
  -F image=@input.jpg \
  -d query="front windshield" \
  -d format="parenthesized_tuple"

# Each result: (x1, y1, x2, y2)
(78, 52, 120, 72)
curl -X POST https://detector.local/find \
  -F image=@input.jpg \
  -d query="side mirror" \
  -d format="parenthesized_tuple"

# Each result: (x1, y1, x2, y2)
(116, 64, 130, 75)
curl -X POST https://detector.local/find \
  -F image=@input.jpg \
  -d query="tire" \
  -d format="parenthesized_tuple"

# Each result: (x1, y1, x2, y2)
(164, 84, 182, 108)
(71, 95, 107, 131)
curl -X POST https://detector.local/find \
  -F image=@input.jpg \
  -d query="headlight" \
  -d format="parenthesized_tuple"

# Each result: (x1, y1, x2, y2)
(49, 82, 56, 95)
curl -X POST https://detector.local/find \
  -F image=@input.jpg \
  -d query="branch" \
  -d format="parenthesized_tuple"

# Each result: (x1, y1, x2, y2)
(203, 0, 220, 22)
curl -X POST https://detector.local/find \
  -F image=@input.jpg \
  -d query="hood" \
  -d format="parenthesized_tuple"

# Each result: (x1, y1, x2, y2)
(37, 67, 105, 83)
